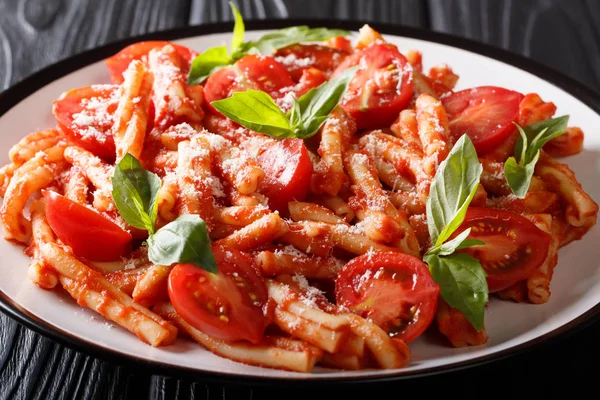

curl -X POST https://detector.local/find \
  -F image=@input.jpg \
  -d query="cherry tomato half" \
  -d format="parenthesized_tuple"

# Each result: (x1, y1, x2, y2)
(168, 245, 269, 344)
(454, 207, 551, 292)
(105, 41, 198, 84)
(204, 54, 294, 113)
(257, 138, 313, 215)
(53, 85, 120, 160)
(274, 44, 349, 81)
(336, 251, 440, 343)
(331, 43, 414, 129)
(42, 190, 132, 261)
(442, 86, 524, 155)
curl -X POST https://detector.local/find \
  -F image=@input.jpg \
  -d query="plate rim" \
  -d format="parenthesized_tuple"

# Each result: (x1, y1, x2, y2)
(1, 19, 600, 385)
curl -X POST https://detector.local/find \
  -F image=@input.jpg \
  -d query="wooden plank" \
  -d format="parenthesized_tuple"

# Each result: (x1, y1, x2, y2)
(0, 0, 191, 89)
(427, 0, 600, 90)
(189, 0, 428, 26)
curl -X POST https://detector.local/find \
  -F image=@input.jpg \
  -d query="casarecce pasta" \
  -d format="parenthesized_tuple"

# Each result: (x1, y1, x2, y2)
(0, 22, 597, 373)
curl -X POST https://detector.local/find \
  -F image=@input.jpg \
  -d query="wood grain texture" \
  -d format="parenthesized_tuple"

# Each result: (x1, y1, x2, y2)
(427, 0, 600, 90)
(189, 0, 428, 26)
(0, 0, 599, 399)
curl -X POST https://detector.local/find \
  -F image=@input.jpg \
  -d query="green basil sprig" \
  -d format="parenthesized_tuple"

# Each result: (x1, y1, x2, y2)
(504, 115, 569, 198)
(423, 135, 488, 332)
(210, 66, 358, 139)
(147, 215, 216, 273)
(112, 154, 161, 234)
(187, 2, 245, 85)
(112, 154, 216, 272)
(187, 2, 349, 84)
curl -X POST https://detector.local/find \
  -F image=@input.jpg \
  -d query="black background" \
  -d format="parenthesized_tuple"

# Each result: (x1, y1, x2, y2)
(1, 0, 599, 398)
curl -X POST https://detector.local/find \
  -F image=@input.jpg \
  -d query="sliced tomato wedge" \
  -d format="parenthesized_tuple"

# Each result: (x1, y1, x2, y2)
(168, 245, 269, 344)
(442, 86, 524, 155)
(336, 251, 439, 343)
(204, 54, 294, 113)
(257, 138, 313, 215)
(274, 44, 349, 81)
(331, 43, 414, 129)
(105, 41, 198, 84)
(454, 207, 551, 292)
(53, 85, 120, 159)
(42, 190, 132, 261)
(326, 36, 353, 53)
(294, 67, 327, 98)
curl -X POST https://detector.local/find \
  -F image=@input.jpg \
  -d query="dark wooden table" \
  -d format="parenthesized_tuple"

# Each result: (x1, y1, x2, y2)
(1, 1, 599, 398)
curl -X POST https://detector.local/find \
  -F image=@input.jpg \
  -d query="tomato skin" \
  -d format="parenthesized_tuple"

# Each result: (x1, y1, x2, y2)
(42, 190, 132, 261)
(204, 55, 294, 113)
(336, 251, 439, 343)
(326, 36, 353, 53)
(295, 68, 327, 97)
(53, 85, 120, 160)
(331, 43, 414, 129)
(454, 207, 552, 292)
(274, 44, 349, 81)
(442, 86, 524, 155)
(105, 41, 197, 84)
(257, 139, 313, 215)
(168, 246, 269, 344)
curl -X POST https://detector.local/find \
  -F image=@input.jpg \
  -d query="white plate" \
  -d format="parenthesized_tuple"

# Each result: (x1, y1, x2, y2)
(1, 21, 600, 382)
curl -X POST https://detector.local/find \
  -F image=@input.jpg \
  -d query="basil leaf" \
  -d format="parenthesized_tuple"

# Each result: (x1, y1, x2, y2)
(291, 65, 358, 138)
(426, 228, 484, 257)
(229, 2, 245, 55)
(211, 90, 293, 137)
(426, 135, 483, 247)
(515, 116, 569, 163)
(187, 46, 230, 85)
(425, 253, 488, 331)
(288, 96, 302, 128)
(505, 116, 568, 198)
(248, 26, 350, 55)
(147, 214, 217, 273)
(112, 153, 161, 234)
(504, 153, 538, 198)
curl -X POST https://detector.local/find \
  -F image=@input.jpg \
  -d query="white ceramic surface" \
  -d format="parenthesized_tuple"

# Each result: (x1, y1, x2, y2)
(1, 29, 600, 380)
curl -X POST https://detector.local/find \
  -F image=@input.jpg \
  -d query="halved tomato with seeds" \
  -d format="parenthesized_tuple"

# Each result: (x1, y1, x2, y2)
(168, 245, 269, 344)
(336, 251, 439, 343)
(258, 138, 313, 215)
(453, 208, 551, 292)
(204, 54, 294, 113)
(331, 43, 414, 129)
(105, 41, 198, 84)
(53, 85, 120, 159)
(274, 44, 349, 81)
(442, 86, 524, 155)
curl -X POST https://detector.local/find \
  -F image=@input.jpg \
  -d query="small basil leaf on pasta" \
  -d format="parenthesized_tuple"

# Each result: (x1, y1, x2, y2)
(147, 214, 217, 273)
(229, 1, 245, 56)
(426, 134, 483, 247)
(112, 153, 161, 234)
(211, 90, 293, 137)
(187, 2, 242, 85)
(246, 26, 350, 55)
(504, 152, 538, 198)
(505, 115, 569, 198)
(424, 253, 488, 332)
(292, 66, 358, 137)
(187, 46, 231, 85)
(426, 228, 484, 257)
